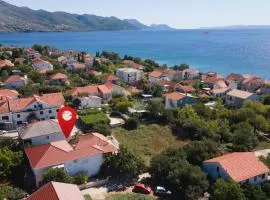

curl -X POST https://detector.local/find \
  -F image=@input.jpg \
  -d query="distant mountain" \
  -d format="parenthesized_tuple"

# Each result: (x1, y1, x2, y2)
(123, 19, 149, 29)
(124, 19, 175, 30)
(0, 1, 176, 33)
(0, 0, 138, 32)
(149, 24, 175, 30)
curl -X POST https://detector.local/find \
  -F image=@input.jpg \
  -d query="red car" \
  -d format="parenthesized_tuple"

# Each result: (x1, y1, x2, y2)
(132, 183, 152, 194)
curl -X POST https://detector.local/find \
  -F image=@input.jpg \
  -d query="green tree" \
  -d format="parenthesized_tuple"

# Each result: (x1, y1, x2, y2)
(232, 122, 258, 151)
(43, 168, 73, 184)
(73, 172, 88, 185)
(0, 144, 23, 179)
(32, 44, 43, 53)
(72, 98, 81, 109)
(124, 117, 139, 130)
(184, 139, 220, 166)
(261, 182, 270, 198)
(0, 186, 27, 200)
(212, 179, 246, 200)
(101, 145, 145, 178)
(150, 148, 209, 200)
(242, 184, 268, 200)
(28, 71, 45, 84)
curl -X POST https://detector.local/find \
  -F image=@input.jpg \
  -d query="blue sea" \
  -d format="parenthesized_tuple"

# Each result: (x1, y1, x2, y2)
(1, 29, 270, 78)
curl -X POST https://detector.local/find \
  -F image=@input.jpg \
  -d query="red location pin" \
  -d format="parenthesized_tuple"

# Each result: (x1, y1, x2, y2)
(57, 106, 77, 139)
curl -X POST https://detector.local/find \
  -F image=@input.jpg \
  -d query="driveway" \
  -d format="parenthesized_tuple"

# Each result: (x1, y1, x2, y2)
(82, 187, 108, 200)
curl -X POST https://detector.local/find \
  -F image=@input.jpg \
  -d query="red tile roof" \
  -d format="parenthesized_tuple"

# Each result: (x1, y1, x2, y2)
(210, 87, 229, 94)
(204, 152, 269, 182)
(69, 85, 99, 96)
(98, 85, 111, 94)
(25, 133, 118, 169)
(165, 92, 186, 101)
(15, 57, 25, 63)
(149, 71, 163, 78)
(70, 85, 111, 96)
(0, 89, 19, 99)
(26, 181, 84, 200)
(50, 73, 68, 80)
(9, 93, 64, 112)
(174, 83, 196, 93)
(0, 59, 14, 67)
(102, 75, 118, 82)
(32, 58, 43, 64)
(4, 75, 25, 83)
(0, 100, 10, 114)
(226, 73, 244, 82)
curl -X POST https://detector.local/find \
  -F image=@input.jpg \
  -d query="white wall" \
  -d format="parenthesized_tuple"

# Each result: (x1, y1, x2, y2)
(31, 133, 66, 146)
(64, 154, 104, 177)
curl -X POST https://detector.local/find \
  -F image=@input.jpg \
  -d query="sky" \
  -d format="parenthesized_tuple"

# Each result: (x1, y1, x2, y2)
(4, 0, 270, 29)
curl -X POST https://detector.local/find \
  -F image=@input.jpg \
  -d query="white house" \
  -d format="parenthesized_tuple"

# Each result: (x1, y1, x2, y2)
(226, 89, 259, 107)
(78, 96, 102, 109)
(0, 93, 65, 128)
(24, 133, 119, 187)
(181, 68, 200, 80)
(165, 92, 197, 109)
(148, 70, 169, 84)
(24, 48, 41, 60)
(116, 68, 142, 84)
(4, 75, 28, 89)
(32, 59, 53, 72)
(203, 152, 269, 185)
(69, 85, 112, 101)
(18, 120, 66, 146)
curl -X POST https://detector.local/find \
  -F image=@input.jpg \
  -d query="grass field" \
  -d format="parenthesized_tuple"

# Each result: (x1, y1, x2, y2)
(112, 124, 189, 165)
(105, 193, 155, 200)
(255, 141, 270, 150)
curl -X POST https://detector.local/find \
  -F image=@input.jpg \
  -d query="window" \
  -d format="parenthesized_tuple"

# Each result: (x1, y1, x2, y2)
(73, 159, 78, 163)
(50, 117, 54, 119)
(46, 136, 50, 139)
(34, 105, 37, 108)
(17, 114, 21, 118)
(262, 174, 266, 179)
(40, 111, 43, 115)
(216, 166, 220, 172)
(254, 176, 257, 181)
(42, 118, 45, 121)
(17, 121, 22, 125)
(48, 110, 52, 114)
(2, 116, 9, 120)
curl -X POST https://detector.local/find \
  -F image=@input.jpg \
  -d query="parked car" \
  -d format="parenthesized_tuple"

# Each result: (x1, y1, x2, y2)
(107, 184, 126, 192)
(154, 186, 172, 196)
(0, 130, 7, 135)
(132, 183, 152, 194)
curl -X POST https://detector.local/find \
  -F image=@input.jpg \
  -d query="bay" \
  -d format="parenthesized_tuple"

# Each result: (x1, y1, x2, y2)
(1, 29, 270, 78)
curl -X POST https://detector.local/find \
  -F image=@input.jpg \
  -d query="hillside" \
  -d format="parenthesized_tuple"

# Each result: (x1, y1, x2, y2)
(124, 19, 175, 30)
(0, 0, 138, 32)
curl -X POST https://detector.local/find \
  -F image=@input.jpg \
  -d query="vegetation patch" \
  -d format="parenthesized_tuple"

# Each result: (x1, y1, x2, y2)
(112, 124, 188, 165)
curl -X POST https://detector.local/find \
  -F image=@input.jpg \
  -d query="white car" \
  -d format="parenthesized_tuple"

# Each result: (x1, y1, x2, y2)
(154, 186, 172, 196)
(0, 130, 8, 135)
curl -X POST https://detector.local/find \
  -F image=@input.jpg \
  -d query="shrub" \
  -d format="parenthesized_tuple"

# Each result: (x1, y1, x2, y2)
(0, 186, 27, 200)
(84, 194, 93, 200)
(124, 118, 139, 130)
(73, 172, 88, 185)
(43, 168, 73, 184)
